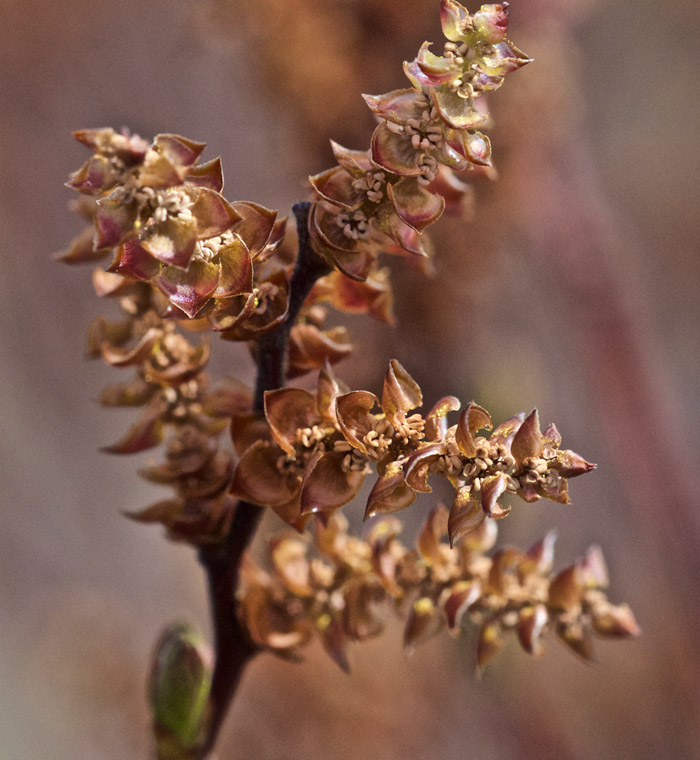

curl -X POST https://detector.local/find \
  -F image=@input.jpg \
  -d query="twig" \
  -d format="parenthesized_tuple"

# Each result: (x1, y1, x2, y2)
(196, 202, 329, 757)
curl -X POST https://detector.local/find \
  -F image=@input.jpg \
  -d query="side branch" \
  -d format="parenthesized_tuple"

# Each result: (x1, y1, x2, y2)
(197, 201, 329, 757)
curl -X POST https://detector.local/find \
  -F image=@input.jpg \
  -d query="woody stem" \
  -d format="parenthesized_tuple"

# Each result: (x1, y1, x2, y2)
(196, 202, 329, 757)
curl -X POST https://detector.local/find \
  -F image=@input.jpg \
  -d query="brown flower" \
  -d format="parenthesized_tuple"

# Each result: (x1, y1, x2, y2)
(231, 366, 365, 528)
(237, 506, 639, 671)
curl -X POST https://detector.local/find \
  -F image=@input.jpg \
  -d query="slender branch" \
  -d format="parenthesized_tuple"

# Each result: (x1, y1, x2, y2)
(196, 202, 329, 757)
(253, 202, 331, 410)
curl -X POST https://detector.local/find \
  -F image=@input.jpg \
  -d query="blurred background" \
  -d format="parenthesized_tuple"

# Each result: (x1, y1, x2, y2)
(1, 0, 699, 757)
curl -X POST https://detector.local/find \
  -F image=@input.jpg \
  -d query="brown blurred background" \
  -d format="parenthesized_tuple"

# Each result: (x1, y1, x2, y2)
(1, 0, 699, 757)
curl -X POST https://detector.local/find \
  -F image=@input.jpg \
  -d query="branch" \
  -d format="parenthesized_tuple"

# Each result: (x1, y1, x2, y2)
(196, 202, 329, 757)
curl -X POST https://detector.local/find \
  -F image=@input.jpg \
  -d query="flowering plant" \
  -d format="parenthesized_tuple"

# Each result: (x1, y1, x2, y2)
(60, 2, 638, 758)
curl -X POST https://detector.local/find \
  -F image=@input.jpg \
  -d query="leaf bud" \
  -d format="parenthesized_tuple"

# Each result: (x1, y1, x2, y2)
(148, 622, 213, 758)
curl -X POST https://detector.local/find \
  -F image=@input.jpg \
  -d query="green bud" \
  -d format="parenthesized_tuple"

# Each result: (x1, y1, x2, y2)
(149, 622, 213, 756)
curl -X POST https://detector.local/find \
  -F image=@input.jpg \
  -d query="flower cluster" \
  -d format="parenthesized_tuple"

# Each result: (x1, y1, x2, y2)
(57, 6, 640, 753)
(62, 131, 399, 375)
(87, 272, 250, 544)
(232, 360, 595, 543)
(62, 128, 291, 330)
(307, 0, 530, 281)
(238, 508, 639, 670)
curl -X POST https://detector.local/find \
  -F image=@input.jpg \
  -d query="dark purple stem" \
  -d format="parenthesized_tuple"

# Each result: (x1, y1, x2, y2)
(196, 202, 329, 757)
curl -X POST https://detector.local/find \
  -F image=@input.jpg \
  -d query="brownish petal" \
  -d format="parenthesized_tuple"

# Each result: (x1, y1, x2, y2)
(425, 396, 461, 442)
(362, 88, 421, 123)
(556, 621, 593, 660)
(209, 292, 258, 333)
(124, 498, 183, 526)
(459, 516, 498, 555)
(264, 388, 319, 456)
(138, 150, 182, 189)
(287, 324, 353, 379)
(448, 486, 485, 547)
(526, 530, 558, 574)
(416, 504, 449, 566)
(100, 327, 161, 367)
(191, 188, 241, 239)
(364, 461, 416, 519)
(214, 237, 253, 298)
(479, 473, 510, 519)
(388, 179, 445, 233)
(518, 604, 549, 657)
(202, 378, 252, 418)
(543, 422, 562, 448)
(381, 359, 422, 425)
(318, 617, 351, 673)
(335, 391, 379, 453)
(329, 141, 372, 177)
(489, 412, 526, 448)
(144, 343, 210, 386)
(538, 474, 570, 505)
(87, 316, 132, 356)
(156, 258, 220, 318)
(404, 598, 442, 654)
(220, 271, 290, 338)
(309, 269, 395, 325)
(555, 449, 596, 478)
(230, 412, 271, 456)
(431, 88, 490, 131)
(94, 196, 138, 248)
(519, 480, 542, 503)
(548, 566, 583, 612)
(141, 217, 198, 269)
(241, 583, 310, 651)
(370, 122, 422, 176)
(443, 580, 481, 631)
(311, 201, 361, 255)
(473, 4, 509, 43)
(92, 269, 133, 298)
(579, 545, 609, 589)
(269, 536, 313, 597)
(309, 166, 361, 209)
(185, 157, 224, 192)
(477, 618, 504, 669)
(67, 154, 118, 195)
(462, 131, 492, 166)
(455, 400, 493, 457)
(432, 134, 471, 172)
(101, 409, 164, 454)
(109, 239, 162, 280)
(414, 42, 461, 83)
(428, 167, 474, 218)
(592, 604, 641, 638)
(300, 451, 365, 515)
(316, 363, 344, 423)
(440, 0, 472, 42)
(330, 247, 375, 283)
(230, 440, 300, 509)
(379, 215, 429, 257)
(487, 547, 523, 594)
(154, 133, 206, 169)
(100, 378, 156, 408)
(343, 581, 383, 640)
(403, 443, 445, 494)
(231, 201, 278, 258)
(480, 39, 532, 77)
(55, 226, 110, 265)
(511, 409, 544, 465)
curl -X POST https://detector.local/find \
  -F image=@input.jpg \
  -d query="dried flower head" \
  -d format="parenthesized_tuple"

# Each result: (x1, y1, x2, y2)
(231, 360, 594, 545)
(238, 508, 639, 670)
(307, 0, 530, 284)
